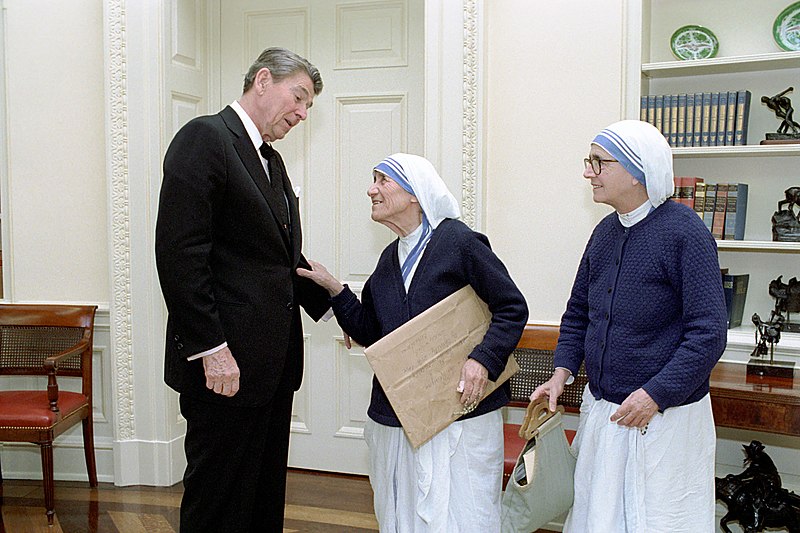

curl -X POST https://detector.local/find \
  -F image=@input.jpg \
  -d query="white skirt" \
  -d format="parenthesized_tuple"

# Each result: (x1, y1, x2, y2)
(364, 410, 504, 533)
(564, 386, 717, 533)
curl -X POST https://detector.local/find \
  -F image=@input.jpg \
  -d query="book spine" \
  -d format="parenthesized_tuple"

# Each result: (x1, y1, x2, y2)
(683, 177, 702, 210)
(712, 183, 728, 239)
(711, 92, 721, 146)
(647, 95, 657, 126)
(677, 94, 687, 147)
(722, 274, 734, 328)
(703, 183, 716, 231)
(693, 182, 706, 219)
(655, 95, 664, 137)
(734, 183, 748, 240)
(734, 90, 751, 146)
(702, 93, 713, 146)
(725, 90, 737, 146)
(671, 176, 682, 204)
(724, 184, 738, 240)
(640, 95, 647, 122)
(661, 95, 671, 142)
(669, 94, 679, 147)
(685, 93, 695, 147)
(719, 91, 729, 146)
(724, 274, 749, 329)
(693, 92, 703, 147)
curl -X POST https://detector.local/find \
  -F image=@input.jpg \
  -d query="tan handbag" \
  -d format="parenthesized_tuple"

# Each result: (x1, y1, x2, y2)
(500, 401, 577, 533)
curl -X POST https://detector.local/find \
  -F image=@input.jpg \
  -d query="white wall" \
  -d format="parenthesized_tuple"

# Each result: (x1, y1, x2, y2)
(3, 0, 108, 303)
(484, 1, 625, 322)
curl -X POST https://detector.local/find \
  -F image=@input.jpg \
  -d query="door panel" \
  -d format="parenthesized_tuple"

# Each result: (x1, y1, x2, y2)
(219, 0, 424, 473)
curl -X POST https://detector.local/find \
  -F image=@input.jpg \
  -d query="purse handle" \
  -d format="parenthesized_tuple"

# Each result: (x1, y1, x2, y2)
(519, 401, 565, 440)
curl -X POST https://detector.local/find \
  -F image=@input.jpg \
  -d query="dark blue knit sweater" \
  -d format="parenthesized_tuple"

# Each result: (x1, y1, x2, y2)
(554, 200, 727, 410)
(330, 218, 529, 427)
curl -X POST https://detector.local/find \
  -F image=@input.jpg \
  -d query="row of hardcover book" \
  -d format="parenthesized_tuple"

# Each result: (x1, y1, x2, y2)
(672, 177, 748, 240)
(640, 90, 752, 148)
(721, 269, 748, 329)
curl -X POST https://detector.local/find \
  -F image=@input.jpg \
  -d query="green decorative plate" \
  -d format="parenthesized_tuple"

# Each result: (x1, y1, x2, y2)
(773, 1, 800, 51)
(670, 25, 719, 60)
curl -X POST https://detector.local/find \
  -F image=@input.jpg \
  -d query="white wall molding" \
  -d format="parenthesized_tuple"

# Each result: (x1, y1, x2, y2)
(103, 0, 136, 445)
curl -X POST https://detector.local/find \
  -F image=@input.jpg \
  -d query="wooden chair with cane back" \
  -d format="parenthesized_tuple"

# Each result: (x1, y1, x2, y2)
(0, 304, 98, 525)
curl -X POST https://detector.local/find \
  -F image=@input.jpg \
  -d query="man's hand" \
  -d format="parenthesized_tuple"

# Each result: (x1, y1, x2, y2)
(202, 346, 240, 397)
(610, 388, 658, 429)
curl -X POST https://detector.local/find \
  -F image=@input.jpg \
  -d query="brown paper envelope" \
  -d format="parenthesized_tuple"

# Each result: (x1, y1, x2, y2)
(364, 285, 519, 448)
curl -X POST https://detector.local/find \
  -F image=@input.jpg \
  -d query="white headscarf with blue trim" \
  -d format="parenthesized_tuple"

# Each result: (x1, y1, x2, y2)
(591, 120, 674, 209)
(373, 153, 461, 283)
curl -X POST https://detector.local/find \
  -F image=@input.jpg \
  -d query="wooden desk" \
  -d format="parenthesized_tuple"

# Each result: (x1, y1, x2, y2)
(710, 361, 800, 437)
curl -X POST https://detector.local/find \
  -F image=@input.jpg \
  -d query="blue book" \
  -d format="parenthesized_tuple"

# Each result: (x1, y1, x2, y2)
(701, 93, 712, 146)
(734, 90, 752, 146)
(725, 90, 737, 146)
(669, 94, 679, 147)
(717, 92, 728, 146)
(654, 95, 664, 136)
(677, 94, 687, 147)
(709, 92, 720, 146)
(685, 93, 695, 147)
(724, 183, 748, 240)
(661, 95, 671, 142)
(647, 95, 657, 126)
(722, 273, 749, 329)
(640, 95, 648, 122)
(703, 183, 716, 232)
(693, 92, 703, 147)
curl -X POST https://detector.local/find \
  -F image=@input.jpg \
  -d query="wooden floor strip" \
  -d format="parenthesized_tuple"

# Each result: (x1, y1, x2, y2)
(284, 504, 378, 530)
(0, 469, 376, 532)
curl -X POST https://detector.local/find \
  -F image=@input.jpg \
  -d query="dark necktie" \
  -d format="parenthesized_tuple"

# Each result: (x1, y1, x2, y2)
(259, 143, 291, 235)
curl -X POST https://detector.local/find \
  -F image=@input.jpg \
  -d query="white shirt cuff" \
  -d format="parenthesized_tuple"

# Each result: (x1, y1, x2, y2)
(187, 341, 228, 361)
(556, 366, 575, 385)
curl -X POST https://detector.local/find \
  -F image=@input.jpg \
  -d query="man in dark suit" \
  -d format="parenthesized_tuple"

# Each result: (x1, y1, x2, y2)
(155, 47, 330, 532)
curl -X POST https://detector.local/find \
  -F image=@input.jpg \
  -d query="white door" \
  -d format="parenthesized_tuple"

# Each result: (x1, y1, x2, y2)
(219, 0, 425, 473)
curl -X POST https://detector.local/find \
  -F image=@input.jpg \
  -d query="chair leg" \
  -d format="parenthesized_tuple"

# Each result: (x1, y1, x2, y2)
(40, 442, 56, 526)
(82, 416, 98, 487)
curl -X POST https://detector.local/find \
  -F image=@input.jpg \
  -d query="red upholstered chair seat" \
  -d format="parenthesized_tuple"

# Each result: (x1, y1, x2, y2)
(503, 423, 576, 490)
(0, 391, 88, 428)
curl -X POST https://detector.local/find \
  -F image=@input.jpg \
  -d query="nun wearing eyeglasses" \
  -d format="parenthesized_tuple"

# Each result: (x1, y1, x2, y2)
(530, 120, 727, 532)
(297, 153, 528, 532)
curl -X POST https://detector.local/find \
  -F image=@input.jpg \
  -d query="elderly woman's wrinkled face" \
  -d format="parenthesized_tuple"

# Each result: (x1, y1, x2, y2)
(584, 146, 644, 211)
(368, 171, 420, 229)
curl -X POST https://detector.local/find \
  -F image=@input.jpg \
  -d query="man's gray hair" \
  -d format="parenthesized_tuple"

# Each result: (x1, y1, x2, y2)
(243, 47, 323, 95)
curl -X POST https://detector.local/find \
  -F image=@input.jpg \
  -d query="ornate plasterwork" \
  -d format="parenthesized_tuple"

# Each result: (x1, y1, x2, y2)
(461, 0, 479, 229)
(105, 0, 135, 441)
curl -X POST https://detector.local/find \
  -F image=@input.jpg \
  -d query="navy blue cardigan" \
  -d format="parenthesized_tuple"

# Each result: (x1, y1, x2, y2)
(554, 201, 728, 410)
(331, 218, 529, 426)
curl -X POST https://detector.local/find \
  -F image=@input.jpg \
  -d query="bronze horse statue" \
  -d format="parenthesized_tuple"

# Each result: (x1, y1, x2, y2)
(716, 440, 800, 532)
(778, 186, 800, 222)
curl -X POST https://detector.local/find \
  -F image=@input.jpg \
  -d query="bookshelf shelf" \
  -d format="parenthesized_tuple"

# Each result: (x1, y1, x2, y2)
(672, 145, 800, 158)
(642, 51, 800, 78)
(716, 240, 800, 253)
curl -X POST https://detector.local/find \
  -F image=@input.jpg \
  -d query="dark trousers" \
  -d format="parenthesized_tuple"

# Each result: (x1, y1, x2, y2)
(178, 370, 295, 532)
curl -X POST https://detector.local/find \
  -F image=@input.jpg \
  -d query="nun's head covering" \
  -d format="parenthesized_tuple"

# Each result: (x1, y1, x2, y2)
(591, 120, 674, 208)
(372, 153, 461, 229)
(373, 153, 460, 281)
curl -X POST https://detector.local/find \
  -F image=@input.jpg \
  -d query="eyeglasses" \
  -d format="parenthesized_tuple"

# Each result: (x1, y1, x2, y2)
(583, 157, 619, 175)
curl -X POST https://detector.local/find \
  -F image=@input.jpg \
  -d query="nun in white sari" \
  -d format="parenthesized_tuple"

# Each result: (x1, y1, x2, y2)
(530, 120, 728, 532)
(297, 153, 528, 532)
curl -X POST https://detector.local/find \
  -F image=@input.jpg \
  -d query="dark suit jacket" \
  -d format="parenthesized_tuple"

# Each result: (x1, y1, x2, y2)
(155, 105, 330, 406)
